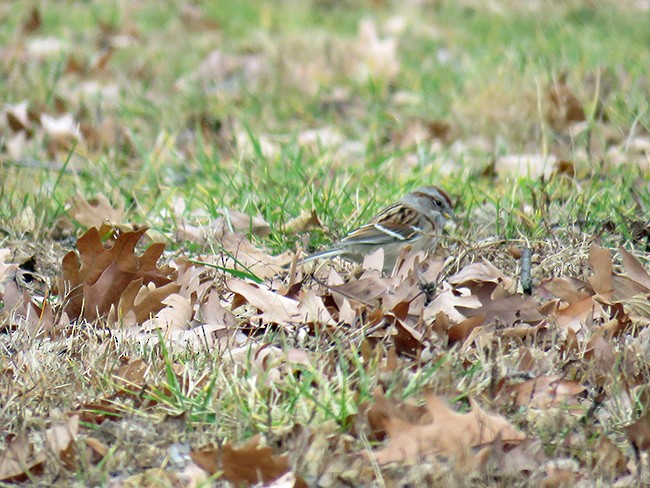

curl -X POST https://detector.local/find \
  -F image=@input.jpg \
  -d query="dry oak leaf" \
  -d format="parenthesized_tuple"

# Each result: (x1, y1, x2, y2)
(283, 208, 323, 233)
(208, 232, 292, 280)
(67, 192, 125, 229)
(624, 412, 650, 451)
(59, 227, 176, 321)
(1, 279, 57, 335)
(140, 293, 193, 333)
(538, 276, 591, 304)
(192, 435, 291, 486)
(40, 112, 79, 144)
(46, 415, 80, 470)
(215, 208, 271, 237)
(117, 468, 186, 488)
(223, 435, 290, 486)
(364, 387, 431, 441)
(137, 294, 229, 349)
(424, 283, 482, 323)
(461, 292, 545, 327)
(546, 77, 585, 131)
(588, 243, 613, 297)
(619, 247, 650, 290)
(363, 395, 525, 465)
(553, 294, 608, 334)
(610, 247, 650, 322)
(0, 416, 79, 482)
(447, 314, 486, 345)
(3, 101, 33, 134)
(494, 153, 558, 179)
(21, 7, 42, 35)
(0, 249, 17, 288)
(73, 399, 123, 425)
(113, 358, 148, 391)
(495, 375, 585, 409)
(227, 279, 334, 325)
(488, 438, 547, 476)
(448, 260, 515, 292)
(112, 278, 181, 326)
(0, 435, 46, 482)
(177, 209, 272, 244)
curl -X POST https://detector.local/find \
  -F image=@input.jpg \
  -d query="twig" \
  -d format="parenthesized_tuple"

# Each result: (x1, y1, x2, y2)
(521, 247, 533, 295)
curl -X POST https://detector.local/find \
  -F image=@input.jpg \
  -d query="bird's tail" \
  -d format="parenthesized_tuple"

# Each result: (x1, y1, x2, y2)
(300, 247, 345, 264)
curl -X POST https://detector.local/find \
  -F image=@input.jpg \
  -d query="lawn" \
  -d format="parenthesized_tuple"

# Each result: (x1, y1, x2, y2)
(1, 0, 649, 486)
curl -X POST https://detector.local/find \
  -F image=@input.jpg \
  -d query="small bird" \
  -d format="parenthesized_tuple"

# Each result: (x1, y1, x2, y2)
(302, 186, 456, 272)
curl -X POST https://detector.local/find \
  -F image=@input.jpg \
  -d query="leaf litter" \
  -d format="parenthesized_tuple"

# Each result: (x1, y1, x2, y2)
(2, 219, 650, 485)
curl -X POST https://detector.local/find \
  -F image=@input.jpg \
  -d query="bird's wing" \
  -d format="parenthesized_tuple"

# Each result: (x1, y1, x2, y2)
(341, 222, 421, 245)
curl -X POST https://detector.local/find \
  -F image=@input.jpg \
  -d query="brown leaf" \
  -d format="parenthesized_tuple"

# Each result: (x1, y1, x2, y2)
(590, 436, 628, 477)
(4, 101, 33, 134)
(118, 468, 183, 487)
(425, 284, 482, 323)
(448, 261, 514, 291)
(584, 331, 618, 386)
(363, 395, 525, 465)
(283, 209, 323, 233)
(177, 49, 268, 91)
(113, 358, 148, 390)
(624, 412, 650, 451)
(181, 4, 221, 30)
(365, 388, 431, 441)
(222, 435, 290, 485)
(68, 192, 125, 229)
(1, 279, 57, 335)
(73, 400, 123, 425)
(393, 317, 425, 356)
(0, 416, 79, 482)
(115, 279, 181, 326)
(21, 7, 42, 35)
(355, 19, 400, 82)
(46, 416, 79, 470)
(0, 435, 46, 482)
(494, 153, 558, 179)
(209, 232, 292, 280)
(554, 295, 607, 334)
(456, 282, 544, 327)
(488, 438, 547, 476)
(40, 113, 79, 144)
(228, 279, 333, 325)
(540, 466, 581, 487)
(214, 208, 271, 237)
(330, 275, 392, 305)
(140, 293, 193, 333)
(588, 244, 613, 297)
(189, 445, 218, 474)
(448, 314, 486, 344)
(84, 437, 108, 463)
(0, 249, 17, 285)
(59, 228, 176, 322)
(546, 77, 585, 131)
(496, 375, 585, 408)
(620, 247, 650, 290)
(538, 277, 591, 303)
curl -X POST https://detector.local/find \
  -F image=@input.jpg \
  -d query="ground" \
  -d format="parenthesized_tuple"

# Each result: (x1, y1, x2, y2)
(1, 0, 650, 486)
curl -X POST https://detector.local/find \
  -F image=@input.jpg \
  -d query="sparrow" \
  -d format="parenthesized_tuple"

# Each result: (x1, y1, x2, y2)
(302, 186, 456, 272)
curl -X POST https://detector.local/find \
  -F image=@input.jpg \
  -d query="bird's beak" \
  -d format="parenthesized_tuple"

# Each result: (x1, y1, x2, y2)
(442, 210, 458, 231)
(443, 210, 458, 223)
